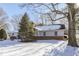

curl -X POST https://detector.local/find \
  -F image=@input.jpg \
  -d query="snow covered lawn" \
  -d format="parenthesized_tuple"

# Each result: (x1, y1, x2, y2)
(0, 39, 79, 56)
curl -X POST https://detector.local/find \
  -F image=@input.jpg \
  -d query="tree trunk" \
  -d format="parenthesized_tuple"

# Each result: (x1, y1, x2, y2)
(67, 4, 78, 47)
(68, 15, 78, 47)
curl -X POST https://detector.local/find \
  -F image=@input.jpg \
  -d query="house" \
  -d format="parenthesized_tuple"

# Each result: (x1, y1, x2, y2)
(8, 31, 18, 40)
(33, 24, 65, 40)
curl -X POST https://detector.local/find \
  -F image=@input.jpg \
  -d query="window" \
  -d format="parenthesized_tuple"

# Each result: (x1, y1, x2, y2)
(55, 31, 57, 36)
(43, 32, 46, 36)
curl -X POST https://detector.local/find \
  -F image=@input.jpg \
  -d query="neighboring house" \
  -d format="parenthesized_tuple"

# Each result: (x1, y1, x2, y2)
(8, 31, 18, 40)
(33, 24, 65, 40)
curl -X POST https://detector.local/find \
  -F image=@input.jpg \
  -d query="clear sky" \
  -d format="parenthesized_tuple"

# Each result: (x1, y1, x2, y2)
(0, 3, 40, 23)
(0, 4, 22, 16)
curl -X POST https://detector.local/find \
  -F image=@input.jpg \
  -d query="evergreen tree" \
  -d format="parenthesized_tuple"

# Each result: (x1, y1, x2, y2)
(28, 21, 35, 37)
(0, 29, 7, 40)
(18, 13, 34, 42)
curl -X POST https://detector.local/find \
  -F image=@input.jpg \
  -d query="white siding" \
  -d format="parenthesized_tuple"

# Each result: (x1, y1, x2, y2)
(46, 31, 55, 36)
(38, 31, 43, 36)
(57, 30, 64, 36)
(34, 30, 64, 36)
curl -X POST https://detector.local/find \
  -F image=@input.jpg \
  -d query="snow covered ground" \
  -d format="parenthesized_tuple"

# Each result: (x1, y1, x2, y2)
(0, 39, 79, 56)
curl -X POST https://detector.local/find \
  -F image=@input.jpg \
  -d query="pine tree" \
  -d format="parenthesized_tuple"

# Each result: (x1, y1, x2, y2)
(28, 21, 35, 37)
(18, 13, 34, 42)
(0, 29, 7, 40)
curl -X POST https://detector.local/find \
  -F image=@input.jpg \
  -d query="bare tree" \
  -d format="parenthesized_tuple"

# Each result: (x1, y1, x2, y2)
(19, 3, 79, 47)
(0, 8, 6, 17)
(0, 7, 13, 39)
(67, 3, 79, 47)
(0, 8, 8, 29)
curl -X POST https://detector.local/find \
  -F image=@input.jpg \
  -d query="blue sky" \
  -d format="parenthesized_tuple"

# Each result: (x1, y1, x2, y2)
(0, 3, 66, 23)
(0, 3, 40, 23)
(0, 4, 22, 16)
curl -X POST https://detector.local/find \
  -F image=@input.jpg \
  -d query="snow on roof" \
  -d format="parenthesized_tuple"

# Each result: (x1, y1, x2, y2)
(34, 24, 65, 31)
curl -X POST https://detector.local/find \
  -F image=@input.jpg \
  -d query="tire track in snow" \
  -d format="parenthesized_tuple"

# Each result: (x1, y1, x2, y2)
(14, 43, 55, 56)
(1, 40, 66, 56)
(1, 43, 35, 55)
(2, 43, 53, 56)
